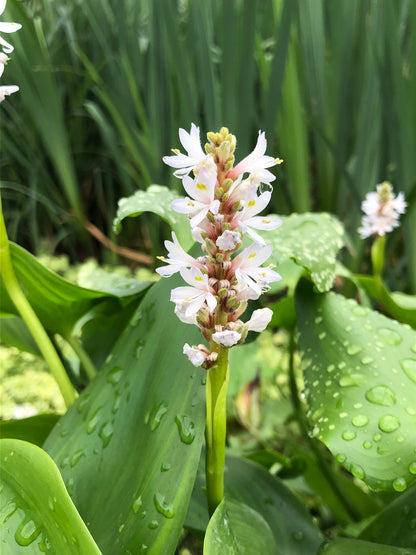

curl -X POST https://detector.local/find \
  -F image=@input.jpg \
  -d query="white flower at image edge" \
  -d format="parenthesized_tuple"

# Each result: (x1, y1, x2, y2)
(163, 123, 211, 177)
(170, 267, 217, 316)
(212, 330, 242, 347)
(0, 0, 22, 54)
(246, 308, 273, 332)
(358, 182, 407, 239)
(183, 344, 205, 367)
(0, 83, 18, 102)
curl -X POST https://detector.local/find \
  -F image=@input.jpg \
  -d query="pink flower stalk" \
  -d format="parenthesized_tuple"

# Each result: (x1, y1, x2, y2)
(159, 126, 282, 368)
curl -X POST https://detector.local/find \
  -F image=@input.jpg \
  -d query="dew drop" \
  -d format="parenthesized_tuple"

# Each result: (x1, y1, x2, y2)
(14, 517, 41, 546)
(201, 377, 207, 385)
(347, 345, 362, 355)
(66, 478, 74, 495)
(292, 531, 304, 542)
(148, 520, 159, 529)
(0, 501, 17, 523)
(327, 364, 335, 373)
(107, 366, 123, 385)
(412, 344, 416, 354)
(363, 440, 372, 449)
(175, 414, 196, 444)
(339, 374, 364, 387)
(318, 332, 326, 340)
(400, 358, 416, 384)
(406, 407, 416, 416)
(150, 402, 169, 431)
(154, 493, 175, 519)
(315, 316, 323, 324)
(361, 356, 374, 365)
(135, 340, 144, 359)
(119, 524, 125, 533)
(112, 391, 122, 414)
(336, 454, 346, 464)
(99, 422, 113, 447)
(70, 450, 85, 467)
(377, 327, 402, 345)
(342, 430, 356, 441)
(393, 477, 407, 492)
(76, 394, 91, 414)
(378, 414, 400, 433)
(373, 433, 382, 442)
(409, 462, 416, 475)
(353, 306, 367, 317)
(87, 406, 102, 434)
(140, 545, 149, 553)
(350, 464, 365, 480)
(365, 385, 396, 406)
(352, 414, 369, 427)
(161, 463, 171, 472)
(132, 495, 143, 513)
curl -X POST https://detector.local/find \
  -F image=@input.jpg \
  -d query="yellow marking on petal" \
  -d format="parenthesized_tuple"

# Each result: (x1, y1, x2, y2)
(260, 272, 267, 277)
(248, 200, 256, 207)
(275, 157, 283, 164)
(156, 256, 165, 261)
(248, 252, 257, 259)
(194, 276, 204, 282)
(269, 263, 276, 269)
(171, 148, 180, 154)
(262, 218, 271, 224)
(196, 182, 207, 191)
(187, 201, 195, 206)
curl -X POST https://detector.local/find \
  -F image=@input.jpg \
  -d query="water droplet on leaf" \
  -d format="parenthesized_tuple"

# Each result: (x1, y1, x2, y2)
(393, 477, 407, 492)
(352, 414, 369, 427)
(400, 358, 416, 384)
(378, 414, 400, 433)
(342, 430, 356, 441)
(175, 414, 195, 444)
(365, 385, 396, 406)
(154, 493, 175, 518)
(107, 366, 123, 385)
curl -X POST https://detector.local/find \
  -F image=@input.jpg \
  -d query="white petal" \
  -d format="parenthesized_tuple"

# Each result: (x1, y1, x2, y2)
(216, 230, 241, 251)
(183, 344, 205, 366)
(246, 308, 273, 332)
(212, 330, 241, 347)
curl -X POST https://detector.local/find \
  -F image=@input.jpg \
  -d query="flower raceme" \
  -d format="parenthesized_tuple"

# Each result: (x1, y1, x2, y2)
(0, 0, 21, 103)
(358, 181, 407, 239)
(158, 126, 281, 368)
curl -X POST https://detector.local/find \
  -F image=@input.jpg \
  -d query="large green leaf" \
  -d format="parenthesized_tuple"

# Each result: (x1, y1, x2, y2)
(267, 213, 345, 292)
(0, 314, 40, 355)
(0, 439, 101, 554)
(318, 538, 416, 555)
(0, 415, 60, 447)
(44, 275, 206, 555)
(359, 484, 416, 549)
(295, 280, 416, 492)
(0, 243, 151, 336)
(204, 498, 277, 555)
(186, 455, 323, 555)
(113, 184, 193, 250)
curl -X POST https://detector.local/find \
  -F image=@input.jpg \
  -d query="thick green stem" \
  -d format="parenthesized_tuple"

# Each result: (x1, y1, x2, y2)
(205, 345, 229, 516)
(65, 334, 97, 381)
(371, 234, 386, 280)
(288, 331, 362, 522)
(0, 195, 76, 408)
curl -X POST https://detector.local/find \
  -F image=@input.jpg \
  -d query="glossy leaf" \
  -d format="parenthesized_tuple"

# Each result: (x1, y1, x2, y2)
(0, 243, 150, 336)
(113, 184, 193, 249)
(318, 538, 416, 555)
(0, 415, 60, 447)
(360, 484, 416, 549)
(0, 439, 101, 554)
(44, 275, 205, 555)
(267, 213, 344, 292)
(204, 498, 277, 555)
(186, 455, 323, 555)
(295, 280, 416, 492)
(0, 314, 40, 355)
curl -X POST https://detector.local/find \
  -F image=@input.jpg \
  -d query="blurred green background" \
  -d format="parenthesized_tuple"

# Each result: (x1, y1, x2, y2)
(1, 0, 415, 292)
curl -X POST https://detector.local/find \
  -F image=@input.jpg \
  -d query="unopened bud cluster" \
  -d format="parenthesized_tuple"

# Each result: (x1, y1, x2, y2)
(157, 124, 283, 368)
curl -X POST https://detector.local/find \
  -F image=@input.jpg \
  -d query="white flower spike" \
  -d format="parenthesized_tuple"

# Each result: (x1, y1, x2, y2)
(0, 0, 22, 54)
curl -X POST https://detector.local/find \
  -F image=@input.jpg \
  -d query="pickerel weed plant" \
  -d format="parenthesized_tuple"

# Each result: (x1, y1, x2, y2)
(157, 125, 282, 514)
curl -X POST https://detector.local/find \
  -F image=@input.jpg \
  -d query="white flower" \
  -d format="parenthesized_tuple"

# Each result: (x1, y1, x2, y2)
(227, 131, 282, 181)
(183, 344, 205, 366)
(156, 232, 203, 277)
(216, 230, 241, 251)
(0, 0, 22, 54)
(0, 51, 8, 77)
(0, 84, 18, 102)
(246, 308, 273, 332)
(170, 267, 217, 316)
(231, 242, 281, 296)
(212, 330, 242, 347)
(171, 156, 220, 227)
(358, 182, 407, 239)
(174, 304, 197, 325)
(232, 188, 281, 244)
(163, 123, 210, 177)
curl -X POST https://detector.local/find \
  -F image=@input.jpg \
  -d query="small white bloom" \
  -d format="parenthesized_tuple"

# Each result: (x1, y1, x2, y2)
(0, 84, 18, 102)
(358, 182, 407, 238)
(233, 188, 281, 244)
(227, 131, 281, 181)
(216, 230, 241, 251)
(163, 123, 210, 177)
(231, 242, 281, 296)
(183, 343, 205, 366)
(174, 303, 197, 325)
(0, 51, 8, 77)
(170, 267, 217, 316)
(156, 232, 203, 277)
(0, 0, 22, 54)
(246, 308, 273, 332)
(172, 156, 220, 227)
(212, 330, 242, 347)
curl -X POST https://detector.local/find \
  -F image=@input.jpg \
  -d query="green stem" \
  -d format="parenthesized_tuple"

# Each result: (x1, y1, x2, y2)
(65, 334, 97, 381)
(205, 345, 229, 516)
(0, 195, 76, 408)
(288, 331, 362, 522)
(371, 234, 386, 280)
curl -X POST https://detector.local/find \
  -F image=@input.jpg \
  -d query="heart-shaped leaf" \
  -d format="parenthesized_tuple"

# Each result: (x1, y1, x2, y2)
(44, 275, 206, 554)
(359, 483, 416, 549)
(267, 213, 345, 292)
(204, 498, 277, 555)
(0, 439, 101, 554)
(295, 279, 416, 492)
(186, 455, 323, 555)
(113, 184, 193, 249)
